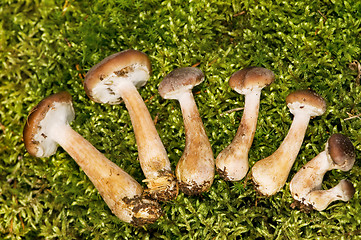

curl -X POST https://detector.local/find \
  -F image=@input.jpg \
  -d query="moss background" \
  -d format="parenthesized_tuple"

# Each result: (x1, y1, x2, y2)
(1, 0, 361, 239)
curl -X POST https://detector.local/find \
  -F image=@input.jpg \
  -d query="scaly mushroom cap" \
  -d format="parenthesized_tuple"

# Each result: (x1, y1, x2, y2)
(327, 133, 355, 171)
(84, 49, 152, 104)
(229, 67, 275, 95)
(158, 67, 204, 99)
(23, 92, 75, 158)
(286, 90, 326, 116)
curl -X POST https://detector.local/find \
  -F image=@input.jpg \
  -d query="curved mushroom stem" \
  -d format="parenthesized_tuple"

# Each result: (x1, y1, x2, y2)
(289, 151, 331, 201)
(290, 133, 356, 206)
(175, 91, 215, 195)
(48, 122, 161, 225)
(305, 179, 355, 211)
(251, 112, 311, 196)
(216, 91, 261, 181)
(115, 80, 177, 201)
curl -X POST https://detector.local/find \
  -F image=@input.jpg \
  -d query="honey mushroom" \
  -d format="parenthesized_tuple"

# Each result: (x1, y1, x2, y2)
(83, 49, 178, 201)
(251, 90, 326, 196)
(23, 92, 162, 226)
(216, 67, 275, 181)
(158, 67, 215, 195)
(290, 133, 355, 206)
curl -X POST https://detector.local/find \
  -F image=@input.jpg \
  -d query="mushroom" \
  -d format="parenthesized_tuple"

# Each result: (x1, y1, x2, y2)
(83, 49, 178, 201)
(216, 67, 275, 181)
(251, 90, 327, 196)
(304, 179, 355, 211)
(158, 67, 215, 195)
(23, 92, 162, 226)
(290, 133, 355, 204)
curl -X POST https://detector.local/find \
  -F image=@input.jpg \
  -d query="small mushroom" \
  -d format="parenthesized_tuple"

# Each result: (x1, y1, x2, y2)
(216, 67, 275, 181)
(84, 50, 177, 201)
(23, 92, 162, 226)
(290, 133, 355, 203)
(305, 179, 355, 211)
(158, 67, 215, 195)
(251, 90, 327, 196)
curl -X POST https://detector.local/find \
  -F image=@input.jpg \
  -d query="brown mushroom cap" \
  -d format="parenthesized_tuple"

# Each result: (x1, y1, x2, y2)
(23, 92, 75, 157)
(286, 90, 326, 116)
(228, 67, 275, 95)
(158, 67, 204, 99)
(84, 49, 151, 104)
(339, 179, 356, 200)
(327, 133, 355, 171)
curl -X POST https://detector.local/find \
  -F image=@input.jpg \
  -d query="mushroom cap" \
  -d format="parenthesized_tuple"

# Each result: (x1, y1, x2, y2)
(327, 133, 355, 171)
(23, 92, 75, 158)
(338, 179, 356, 200)
(286, 90, 326, 116)
(158, 67, 204, 99)
(228, 67, 275, 95)
(84, 49, 152, 104)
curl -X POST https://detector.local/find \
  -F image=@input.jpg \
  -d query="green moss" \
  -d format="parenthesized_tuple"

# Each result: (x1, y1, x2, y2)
(1, 0, 361, 239)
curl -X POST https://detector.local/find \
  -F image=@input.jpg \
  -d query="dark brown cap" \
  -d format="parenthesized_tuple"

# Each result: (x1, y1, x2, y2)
(158, 67, 204, 99)
(23, 92, 75, 157)
(228, 67, 275, 95)
(286, 90, 326, 116)
(327, 133, 355, 171)
(84, 49, 151, 104)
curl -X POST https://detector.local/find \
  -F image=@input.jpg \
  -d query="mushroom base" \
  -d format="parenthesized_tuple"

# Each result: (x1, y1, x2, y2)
(217, 167, 230, 181)
(122, 196, 163, 226)
(178, 180, 212, 196)
(143, 170, 178, 201)
(290, 199, 314, 213)
(216, 166, 248, 182)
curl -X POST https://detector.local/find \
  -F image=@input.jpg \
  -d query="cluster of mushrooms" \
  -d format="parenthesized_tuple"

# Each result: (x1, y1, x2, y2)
(23, 49, 356, 226)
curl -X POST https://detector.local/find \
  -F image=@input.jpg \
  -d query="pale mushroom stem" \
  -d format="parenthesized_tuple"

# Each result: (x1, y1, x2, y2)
(48, 122, 143, 222)
(290, 151, 330, 200)
(176, 91, 214, 188)
(236, 92, 262, 152)
(252, 112, 311, 195)
(114, 81, 172, 186)
(216, 91, 261, 181)
(306, 180, 354, 211)
(178, 91, 210, 149)
(274, 113, 310, 161)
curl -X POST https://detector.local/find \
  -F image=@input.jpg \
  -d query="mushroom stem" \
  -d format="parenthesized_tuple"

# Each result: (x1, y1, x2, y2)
(50, 123, 138, 194)
(178, 91, 210, 150)
(54, 125, 162, 225)
(114, 80, 176, 199)
(176, 91, 215, 194)
(290, 151, 329, 199)
(251, 112, 311, 196)
(216, 91, 261, 181)
(305, 179, 355, 211)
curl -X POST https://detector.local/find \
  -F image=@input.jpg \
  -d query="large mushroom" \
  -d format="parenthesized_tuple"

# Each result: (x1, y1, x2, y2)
(290, 133, 355, 204)
(251, 90, 327, 196)
(83, 49, 178, 201)
(23, 92, 162, 226)
(158, 67, 215, 195)
(216, 67, 275, 181)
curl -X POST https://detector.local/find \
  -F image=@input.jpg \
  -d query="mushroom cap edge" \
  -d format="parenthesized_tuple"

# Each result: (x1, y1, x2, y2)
(23, 91, 75, 157)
